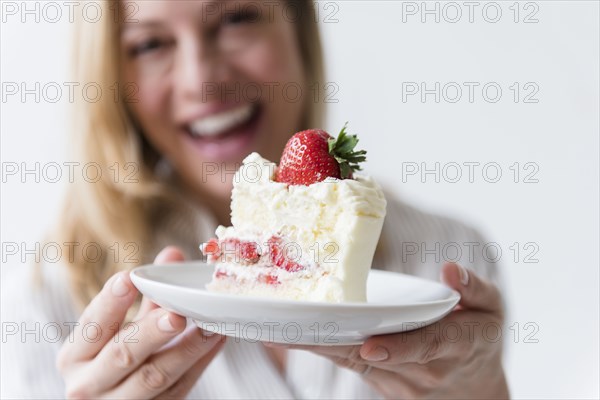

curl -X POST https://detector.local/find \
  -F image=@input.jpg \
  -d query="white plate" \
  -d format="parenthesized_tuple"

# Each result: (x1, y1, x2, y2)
(130, 262, 460, 345)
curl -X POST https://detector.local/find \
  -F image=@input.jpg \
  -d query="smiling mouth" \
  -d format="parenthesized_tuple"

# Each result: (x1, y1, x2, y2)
(184, 103, 258, 141)
(181, 103, 262, 161)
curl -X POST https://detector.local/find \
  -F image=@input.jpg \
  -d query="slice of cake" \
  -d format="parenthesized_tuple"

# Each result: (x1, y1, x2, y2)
(200, 125, 386, 302)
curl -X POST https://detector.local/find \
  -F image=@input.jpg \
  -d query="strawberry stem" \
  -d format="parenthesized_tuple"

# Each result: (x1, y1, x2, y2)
(327, 122, 367, 179)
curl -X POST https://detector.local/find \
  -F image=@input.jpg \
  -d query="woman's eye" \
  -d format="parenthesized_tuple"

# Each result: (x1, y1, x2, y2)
(222, 10, 260, 26)
(129, 38, 168, 57)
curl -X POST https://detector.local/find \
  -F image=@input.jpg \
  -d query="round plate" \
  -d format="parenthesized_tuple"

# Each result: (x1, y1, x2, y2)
(130, 262, 460, 345)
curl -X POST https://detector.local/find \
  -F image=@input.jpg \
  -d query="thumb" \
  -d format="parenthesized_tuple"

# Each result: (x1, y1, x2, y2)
(441, 262, 503, 313)
(154, 245, 186, 264)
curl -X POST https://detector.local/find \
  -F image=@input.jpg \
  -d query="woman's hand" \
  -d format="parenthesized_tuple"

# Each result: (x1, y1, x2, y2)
(57, 246, 225, 399)
(269, 263, 509, 399)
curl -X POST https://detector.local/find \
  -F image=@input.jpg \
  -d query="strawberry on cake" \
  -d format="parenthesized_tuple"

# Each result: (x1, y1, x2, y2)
(200, 124, 387, 302)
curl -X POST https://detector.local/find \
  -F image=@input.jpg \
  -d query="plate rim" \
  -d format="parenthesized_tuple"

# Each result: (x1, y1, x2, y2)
(130, 262, 461, 310)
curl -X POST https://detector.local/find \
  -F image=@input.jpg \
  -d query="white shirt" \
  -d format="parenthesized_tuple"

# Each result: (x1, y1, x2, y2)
(0, 195, 502, 399)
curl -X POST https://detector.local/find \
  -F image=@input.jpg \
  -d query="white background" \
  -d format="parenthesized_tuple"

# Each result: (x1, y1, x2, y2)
(1, 1, 599, 398)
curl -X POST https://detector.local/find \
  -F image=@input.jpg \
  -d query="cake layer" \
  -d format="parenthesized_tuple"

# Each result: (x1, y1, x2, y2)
(207, 261, 346, 302)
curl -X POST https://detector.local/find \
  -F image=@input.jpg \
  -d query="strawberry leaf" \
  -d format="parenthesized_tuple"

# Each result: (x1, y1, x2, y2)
(327, 122, 367, 179)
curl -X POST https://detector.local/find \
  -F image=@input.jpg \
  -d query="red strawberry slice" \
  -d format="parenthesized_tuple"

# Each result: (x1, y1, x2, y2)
(203, 238, 221, 255)
(267, 236, 304, 272)
(259, 273, 280, 285)
(275, 123, 367, 186)
(222, 238, 260, 263)
(215, 269, 229, 279)
(201, 238, 260, 264)
(201, 238, 221, 262)
(238, 241, 260, 263)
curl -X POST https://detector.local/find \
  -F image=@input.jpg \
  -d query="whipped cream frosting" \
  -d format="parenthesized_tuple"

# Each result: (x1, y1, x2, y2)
(209, 152, 387, 302)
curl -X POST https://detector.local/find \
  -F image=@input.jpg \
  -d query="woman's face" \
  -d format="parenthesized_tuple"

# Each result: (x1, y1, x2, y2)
(120, 0, 306, 201)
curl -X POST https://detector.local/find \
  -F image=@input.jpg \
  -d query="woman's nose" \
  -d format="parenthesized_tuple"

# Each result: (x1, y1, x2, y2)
(175, 39, 232, 103)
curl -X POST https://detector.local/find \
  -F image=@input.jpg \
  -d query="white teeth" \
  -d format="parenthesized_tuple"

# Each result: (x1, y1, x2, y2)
(189, 104, 254, 137)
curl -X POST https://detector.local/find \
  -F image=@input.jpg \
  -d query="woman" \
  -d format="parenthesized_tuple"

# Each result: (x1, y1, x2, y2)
(2, 0, 509, 398)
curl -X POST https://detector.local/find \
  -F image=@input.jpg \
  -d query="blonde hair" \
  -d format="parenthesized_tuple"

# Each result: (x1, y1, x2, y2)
(52, 0, 325, 310)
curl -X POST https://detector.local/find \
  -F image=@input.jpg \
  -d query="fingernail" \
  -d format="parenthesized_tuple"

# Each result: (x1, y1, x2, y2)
(158, 313, 177, 332)
(458, 265, 470, 286)
(363, 346, 389, 362)
(112, 275, 130, 297)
